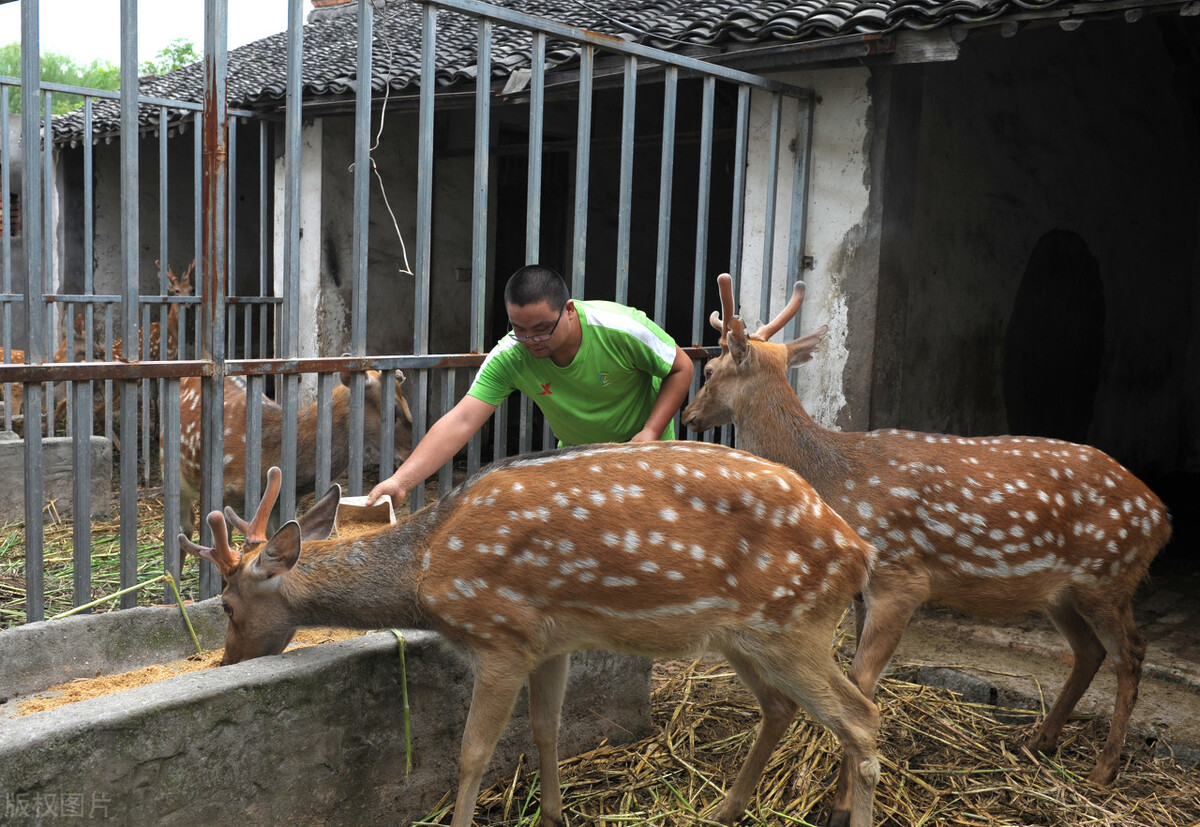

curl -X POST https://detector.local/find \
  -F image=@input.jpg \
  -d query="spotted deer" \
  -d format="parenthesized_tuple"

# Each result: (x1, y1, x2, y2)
(108, 260, 195, 362)
(180, 442, 882, 827)
(175, 369, 414, 538)
(67, 261, 198, 444)
(2, 314, 91, 431)
(683, 273, 1171, 786)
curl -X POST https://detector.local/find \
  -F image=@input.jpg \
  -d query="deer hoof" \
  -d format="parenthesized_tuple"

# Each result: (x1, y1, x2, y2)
(1086, 764, 1118, 787)
(710, 803, 742, 825)
(1026, 730, 1057, 756)
(825, 809, 851, 827)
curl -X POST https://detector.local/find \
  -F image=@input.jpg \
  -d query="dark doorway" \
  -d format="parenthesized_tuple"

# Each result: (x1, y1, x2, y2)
(1002, 229, 1106, 445)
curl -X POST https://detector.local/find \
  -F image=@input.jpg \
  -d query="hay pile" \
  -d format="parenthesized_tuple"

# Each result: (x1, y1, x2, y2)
(419, 658, 1200, 826)
(0, 492, 202, 627)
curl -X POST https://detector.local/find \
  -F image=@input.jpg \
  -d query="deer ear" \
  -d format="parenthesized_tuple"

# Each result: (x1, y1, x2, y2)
(394, 369, 406, 388)
(298, 484, 341, 541)
(254, 521, 303, 577)
(786, 325, 829, 368)
(728, 317, 752, 365)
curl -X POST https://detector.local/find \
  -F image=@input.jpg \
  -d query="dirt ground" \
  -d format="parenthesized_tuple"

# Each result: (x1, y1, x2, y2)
(882, 568, 1200, 770)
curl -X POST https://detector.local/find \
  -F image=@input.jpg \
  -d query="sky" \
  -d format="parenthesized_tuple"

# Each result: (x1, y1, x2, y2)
(0, 0, 315, 66)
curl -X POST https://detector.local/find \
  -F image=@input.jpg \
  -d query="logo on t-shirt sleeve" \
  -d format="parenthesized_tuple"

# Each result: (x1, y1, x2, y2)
(538, 382, 553, 395)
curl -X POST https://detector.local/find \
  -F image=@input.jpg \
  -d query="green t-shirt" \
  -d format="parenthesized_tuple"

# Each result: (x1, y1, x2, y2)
(468, 300, 679, 446)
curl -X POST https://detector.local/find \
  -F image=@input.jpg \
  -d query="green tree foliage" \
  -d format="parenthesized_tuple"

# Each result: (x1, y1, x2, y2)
(0, 38, 198, 115)
(0, 43, 119, 115)
(141, 38, 200, 76)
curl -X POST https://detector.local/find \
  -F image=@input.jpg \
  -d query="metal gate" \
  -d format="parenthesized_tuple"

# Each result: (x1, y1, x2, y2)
(0, 0, 815, 623)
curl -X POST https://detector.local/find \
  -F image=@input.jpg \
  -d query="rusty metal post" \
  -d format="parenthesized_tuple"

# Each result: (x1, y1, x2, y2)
(199, 0, 229, 598)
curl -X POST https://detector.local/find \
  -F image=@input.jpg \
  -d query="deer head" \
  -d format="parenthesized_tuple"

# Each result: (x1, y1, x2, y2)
(685, 273, 828, 434)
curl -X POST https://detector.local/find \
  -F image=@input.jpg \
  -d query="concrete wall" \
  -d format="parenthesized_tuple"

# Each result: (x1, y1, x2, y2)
(872, 17, 1200, 479)
(0, 601, 653, 825)
(314, 109, 482, 360)
(740, 68, 882, 432)
(0, 433, 111, 521)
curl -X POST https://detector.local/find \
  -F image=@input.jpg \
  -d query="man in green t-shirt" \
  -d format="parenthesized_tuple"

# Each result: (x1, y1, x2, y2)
(367, 265, 694, 505)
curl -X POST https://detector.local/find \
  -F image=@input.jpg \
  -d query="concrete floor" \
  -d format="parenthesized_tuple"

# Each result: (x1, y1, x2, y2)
(876, 567, 1200, 772)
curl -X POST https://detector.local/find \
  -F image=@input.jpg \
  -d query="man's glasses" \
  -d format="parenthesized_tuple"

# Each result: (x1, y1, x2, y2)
(508, 305, 565, 343)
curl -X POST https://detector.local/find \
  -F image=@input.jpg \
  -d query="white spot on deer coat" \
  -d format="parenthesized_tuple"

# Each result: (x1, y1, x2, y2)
(603, 576, 638, 587)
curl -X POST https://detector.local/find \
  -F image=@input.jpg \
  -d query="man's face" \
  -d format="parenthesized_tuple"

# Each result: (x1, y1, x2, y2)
(507, 299, 569, 358)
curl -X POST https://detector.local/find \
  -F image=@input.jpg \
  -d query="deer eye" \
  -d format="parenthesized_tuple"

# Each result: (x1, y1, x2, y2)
(704, 366, 714, 380)
(221, 601, 233, 617)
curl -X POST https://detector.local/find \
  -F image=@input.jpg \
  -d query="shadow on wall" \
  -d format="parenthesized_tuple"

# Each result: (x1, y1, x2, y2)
(1002, 229, 1106, 446)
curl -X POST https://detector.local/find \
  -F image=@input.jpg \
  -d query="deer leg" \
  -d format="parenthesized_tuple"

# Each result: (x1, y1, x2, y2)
(1029, 598, 1106, 760)
(528, 653, 570, 826)
(793, 661, 879, 827)
(848, 569, 929, 699)
(852, 594, 867, 647)
(714, 649, 800, 825)
(179, 479, 200, 539)
(1084, 600, 1145, 786)
(725, 640, 880, 827)
(451, 666, 528, 827)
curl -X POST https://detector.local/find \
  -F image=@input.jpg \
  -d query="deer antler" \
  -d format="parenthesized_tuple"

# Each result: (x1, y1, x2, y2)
(752, 281, 806, 341)
(178, 510, 242, 575)
(224, 466, 283, 548)
(708, 273, 737, 346)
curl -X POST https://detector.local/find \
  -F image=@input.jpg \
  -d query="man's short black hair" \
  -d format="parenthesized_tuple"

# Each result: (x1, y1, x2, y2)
(504, 265, 570, 309)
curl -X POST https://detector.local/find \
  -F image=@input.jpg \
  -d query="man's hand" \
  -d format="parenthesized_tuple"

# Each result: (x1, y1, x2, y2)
(366, 473, 412, 506)
(629, 428, 659, 443)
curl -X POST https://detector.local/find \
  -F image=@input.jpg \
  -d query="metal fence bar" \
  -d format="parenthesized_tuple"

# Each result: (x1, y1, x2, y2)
(2, 85, 13, 434)
(42, 91, 55, 439)
(245, 374, 265, 514)
(116, 0, 142, 610)
(420, 0, 809, 95)
(199, 0, 230, 597)
(258, 121, 270, 360)
(525, 31, 545, 265)
(438, 369, 454, 493)
(162, 377, 181, 602)
(466, 19, 492, 480)
(690, 77, 715, 346)
(277, 0, 303, 527)
(729, 85, 750, 287)
(316, 370, 334, 497)
(758, 92, 783, 323)
(615, 55, 636, 305)
(347, 0, 375, 496)
(410, 2, 438, 510)
(569, 45, 593, 298)
(379, 369, 398, 483)
(653, 66, 678, 328)
(19, 0, 45, 620)
(71, 374, 94, 609)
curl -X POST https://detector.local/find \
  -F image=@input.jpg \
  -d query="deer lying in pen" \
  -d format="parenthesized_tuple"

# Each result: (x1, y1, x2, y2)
(683, 272, 1171, 786)
(180, 443, 882, 827)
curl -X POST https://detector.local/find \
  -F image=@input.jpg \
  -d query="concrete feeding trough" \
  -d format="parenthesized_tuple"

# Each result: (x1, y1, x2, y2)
(0, 597, 652, 822)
